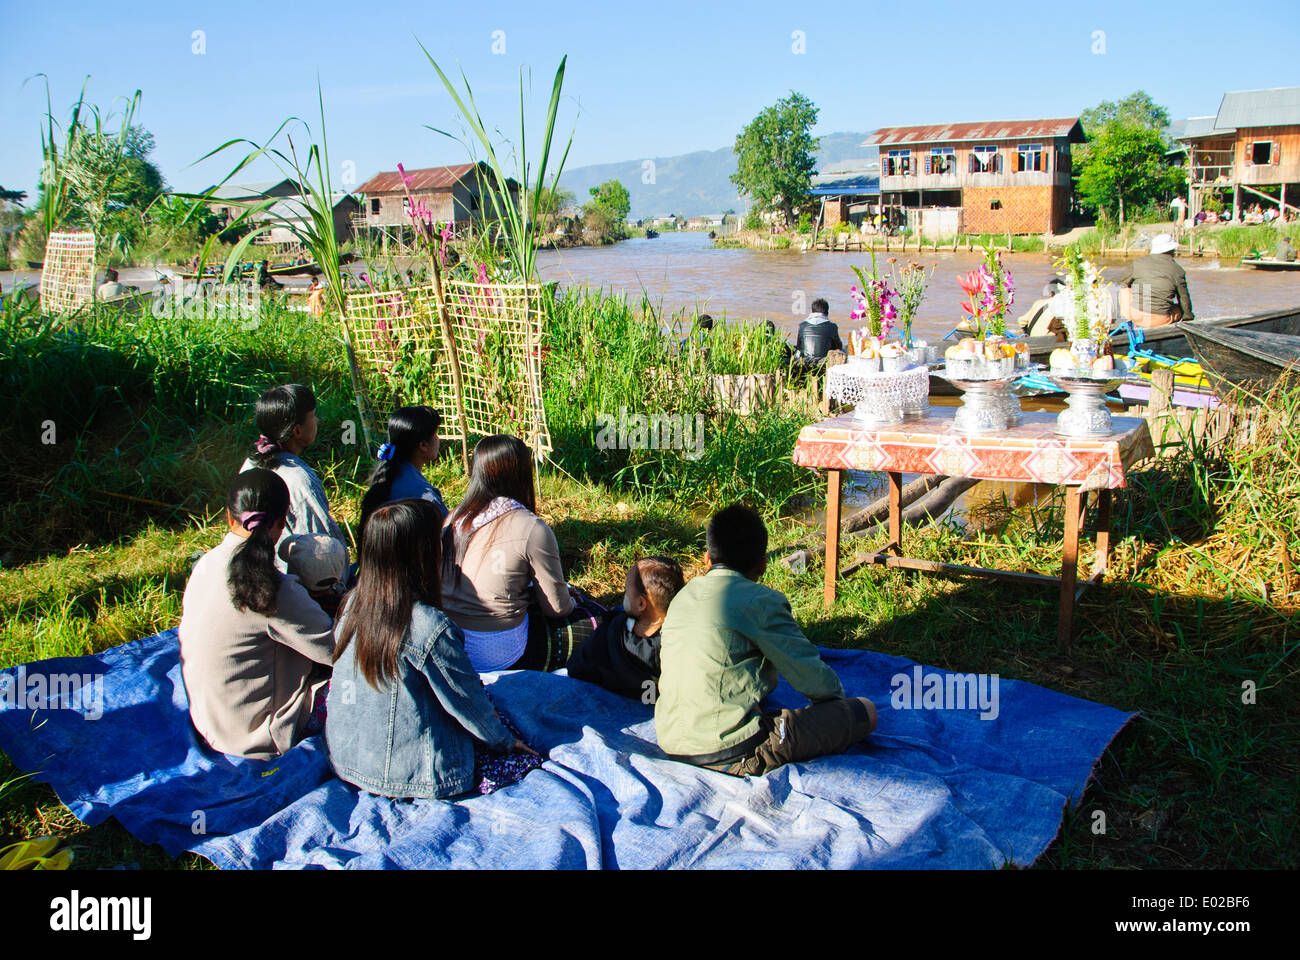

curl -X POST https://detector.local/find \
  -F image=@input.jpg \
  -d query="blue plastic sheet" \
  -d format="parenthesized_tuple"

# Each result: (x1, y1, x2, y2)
(0, 630, 1133, 869)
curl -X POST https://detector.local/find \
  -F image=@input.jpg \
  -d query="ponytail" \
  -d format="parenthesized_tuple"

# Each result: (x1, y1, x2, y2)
(249, 383, 316, 468)
(358, 405, 441, 535)
(226, 468, 291, 615)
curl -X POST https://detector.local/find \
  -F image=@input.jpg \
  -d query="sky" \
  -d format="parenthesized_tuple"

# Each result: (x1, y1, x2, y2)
(1, 0, 1297, 200)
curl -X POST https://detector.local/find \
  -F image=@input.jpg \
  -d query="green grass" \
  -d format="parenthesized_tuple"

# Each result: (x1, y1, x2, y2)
(0, 286, 1296, 870)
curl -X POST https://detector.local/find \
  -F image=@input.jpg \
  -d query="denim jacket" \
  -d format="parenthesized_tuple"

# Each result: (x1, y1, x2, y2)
(325, 602, 514, 798)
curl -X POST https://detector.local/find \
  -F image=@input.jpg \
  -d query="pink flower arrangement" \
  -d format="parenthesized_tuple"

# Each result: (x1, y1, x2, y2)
(849, 254, 897, 338)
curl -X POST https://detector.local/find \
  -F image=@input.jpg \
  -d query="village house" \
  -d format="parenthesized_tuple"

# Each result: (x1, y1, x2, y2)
(810, 157, 881, 229)
(201, 179, 358, 248)
(863, 118, 1085, 236)
(353, 162, 519, 247)
(1175, 86, 1300, 222)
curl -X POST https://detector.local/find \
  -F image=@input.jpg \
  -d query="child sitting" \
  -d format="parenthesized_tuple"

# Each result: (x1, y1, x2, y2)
(278, 534, 349, 619)
(566, 556, 685, 700)
(655, 504, 877, 777)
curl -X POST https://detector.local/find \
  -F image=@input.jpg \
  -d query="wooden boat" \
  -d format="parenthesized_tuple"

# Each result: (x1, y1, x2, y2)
(1240, 257, 1300, 271)
(931, 306, 1300, 396)
(644, 228, 659, 239)
(1181, 320, 1300, 393)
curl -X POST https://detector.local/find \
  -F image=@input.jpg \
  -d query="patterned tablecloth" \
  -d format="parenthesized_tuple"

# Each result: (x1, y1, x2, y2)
(792, 408, 1155, 491)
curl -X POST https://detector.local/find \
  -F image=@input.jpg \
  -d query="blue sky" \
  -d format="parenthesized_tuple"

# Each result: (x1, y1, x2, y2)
(1, 0, 1296, 199)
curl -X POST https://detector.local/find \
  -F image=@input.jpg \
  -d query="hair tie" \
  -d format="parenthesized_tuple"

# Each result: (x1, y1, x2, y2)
(377, 442, 395, 461)
(239, 510, 270, 531)
(255, 434, 281, 455)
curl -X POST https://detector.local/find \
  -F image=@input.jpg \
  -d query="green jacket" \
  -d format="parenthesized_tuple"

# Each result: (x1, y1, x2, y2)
(654, 566, 845, 761)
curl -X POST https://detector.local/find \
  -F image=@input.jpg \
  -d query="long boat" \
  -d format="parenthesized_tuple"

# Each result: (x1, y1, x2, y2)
(931, 306, 1300, 396)
(1240, 257, 1300, 271)
(1181, 320, 1300, 393)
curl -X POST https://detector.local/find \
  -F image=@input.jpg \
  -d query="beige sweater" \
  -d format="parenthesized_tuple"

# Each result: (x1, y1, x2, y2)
(441, 508, 574, 632)
(179, 533, 335, 759)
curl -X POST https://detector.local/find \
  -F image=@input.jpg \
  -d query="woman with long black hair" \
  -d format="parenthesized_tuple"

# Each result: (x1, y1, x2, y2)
(240, 383, 345, 563)
(441, 435, 602, 674)
(357, 405, 448, 536)
(178, 469, 336, 759)
(326, 499, 542, 798)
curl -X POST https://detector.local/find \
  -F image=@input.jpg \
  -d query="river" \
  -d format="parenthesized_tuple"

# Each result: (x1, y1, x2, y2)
(537, 231, 1298, 342)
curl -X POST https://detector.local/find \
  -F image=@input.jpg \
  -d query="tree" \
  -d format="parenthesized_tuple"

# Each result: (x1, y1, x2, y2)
(1077, 122, 1177, 223)
(1080, 91, 1170, 137)
(584, 179, 630, 222)
(731, 92, 819, 226)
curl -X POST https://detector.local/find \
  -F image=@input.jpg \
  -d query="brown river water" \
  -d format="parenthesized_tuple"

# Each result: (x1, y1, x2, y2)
(536, 231, 1299, 342)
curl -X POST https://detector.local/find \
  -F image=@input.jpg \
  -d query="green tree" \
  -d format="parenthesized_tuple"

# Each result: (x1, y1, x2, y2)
(731, 92, 819, 226)
(584, 179, 630, 222)
(1080, 91, 1170, 137)
(1077, 122, 1177, 223)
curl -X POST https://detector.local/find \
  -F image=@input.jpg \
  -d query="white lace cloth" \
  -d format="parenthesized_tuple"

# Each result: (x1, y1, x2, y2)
(828, 363, 931, 414)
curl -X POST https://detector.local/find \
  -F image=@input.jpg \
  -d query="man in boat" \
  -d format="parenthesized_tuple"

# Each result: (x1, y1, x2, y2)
(96, 268, 128, 301)
(1016, 279, 1069, 340)
(1113, 234, 1194, 329)
(796, 298, 843, 366)
(1275, 235, 1297, 262)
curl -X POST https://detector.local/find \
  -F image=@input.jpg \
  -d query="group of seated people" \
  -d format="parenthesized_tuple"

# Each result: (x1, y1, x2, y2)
(177, 383, 877, 800)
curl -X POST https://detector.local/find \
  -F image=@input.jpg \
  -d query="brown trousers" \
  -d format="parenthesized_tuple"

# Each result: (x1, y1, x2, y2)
(710, 697, 878, 777)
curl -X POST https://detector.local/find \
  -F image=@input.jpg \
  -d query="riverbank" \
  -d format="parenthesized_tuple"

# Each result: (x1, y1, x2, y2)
(1, 291, 1296, 869)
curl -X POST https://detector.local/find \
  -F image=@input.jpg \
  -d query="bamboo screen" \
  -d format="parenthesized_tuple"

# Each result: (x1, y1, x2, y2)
(40, 232, 96, 316)
(343, 278, 551, 458)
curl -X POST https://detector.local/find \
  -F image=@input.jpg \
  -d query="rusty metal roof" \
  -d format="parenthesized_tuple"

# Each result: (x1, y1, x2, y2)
(356, 163, 480, 195)
(863, 118, 1084, 147)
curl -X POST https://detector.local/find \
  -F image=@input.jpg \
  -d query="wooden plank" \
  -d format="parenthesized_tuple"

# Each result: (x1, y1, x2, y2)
(887, 471, 903, 557)
(824, 469, 842, 608)
(1058, 486, 1083, 651)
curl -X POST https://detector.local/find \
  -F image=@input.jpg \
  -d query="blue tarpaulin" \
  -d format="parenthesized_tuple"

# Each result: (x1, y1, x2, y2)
(0, 629, 1133, 869)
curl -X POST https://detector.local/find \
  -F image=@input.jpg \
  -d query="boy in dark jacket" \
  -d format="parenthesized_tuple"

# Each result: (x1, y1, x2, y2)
(567, 556, 685, 701)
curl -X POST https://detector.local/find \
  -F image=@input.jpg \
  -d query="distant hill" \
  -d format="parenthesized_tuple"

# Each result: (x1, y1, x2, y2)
(559, 131, 877, 220)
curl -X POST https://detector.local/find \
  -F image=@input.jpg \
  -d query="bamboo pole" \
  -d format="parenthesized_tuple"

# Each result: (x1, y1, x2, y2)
(428, 249, 471, 472)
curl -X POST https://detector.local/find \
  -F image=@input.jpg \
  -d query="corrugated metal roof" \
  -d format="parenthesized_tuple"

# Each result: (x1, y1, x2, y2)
(1215, 86, 1300, 129)
(863, 118, 1084, 147)
(1175, 116, 1235, 140)
(809, 173, 880, 196)
(206, 179, 298, 201)
(357, 163, 479, 195)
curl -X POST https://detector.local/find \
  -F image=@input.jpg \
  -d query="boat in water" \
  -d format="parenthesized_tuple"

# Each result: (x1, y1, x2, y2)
(1182, 320, 1300, 393)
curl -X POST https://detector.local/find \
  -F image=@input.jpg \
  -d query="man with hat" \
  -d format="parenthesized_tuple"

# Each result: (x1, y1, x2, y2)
(1114, 233, 1194, 329)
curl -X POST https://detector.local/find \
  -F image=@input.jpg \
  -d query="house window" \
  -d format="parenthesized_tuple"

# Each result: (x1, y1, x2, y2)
(370, 198, 380, 215)
(1250, 141, 1274, 165)
(928, 148, 956, 175)
(1016, 143, 1044, 172)
(970, 145, 1001, 173)
(886, 150, 913, 176)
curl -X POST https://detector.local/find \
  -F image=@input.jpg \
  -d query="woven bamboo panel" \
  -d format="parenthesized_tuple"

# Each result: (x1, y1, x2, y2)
(342, 278, 551, 457)
(40, 232, 96, 316)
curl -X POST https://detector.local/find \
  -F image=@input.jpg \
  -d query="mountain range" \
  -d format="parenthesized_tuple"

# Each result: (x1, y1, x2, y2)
(558, 131, 877, 220)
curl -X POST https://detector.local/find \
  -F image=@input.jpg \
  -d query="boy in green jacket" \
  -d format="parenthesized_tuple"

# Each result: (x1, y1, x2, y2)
(654, 504, 877, 776)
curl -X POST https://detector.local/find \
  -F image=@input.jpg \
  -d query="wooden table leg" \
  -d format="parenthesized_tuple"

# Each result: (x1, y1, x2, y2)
(1058, 486, 1084, 650)
(824, 469, 842, 608)
(887, 471, 903, 557)
(1095, 488, 1112, 576)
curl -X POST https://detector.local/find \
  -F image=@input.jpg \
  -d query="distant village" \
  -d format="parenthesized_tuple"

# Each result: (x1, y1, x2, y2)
(188, 84, 1297, 253)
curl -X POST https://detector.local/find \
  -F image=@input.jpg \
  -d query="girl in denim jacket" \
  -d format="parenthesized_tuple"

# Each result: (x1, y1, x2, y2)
(326, 499, 543, 799)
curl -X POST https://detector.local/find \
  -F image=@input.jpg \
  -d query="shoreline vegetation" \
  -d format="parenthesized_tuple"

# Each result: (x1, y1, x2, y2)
(713, 221, 1300, 260)
(0, 279, 1297, 870)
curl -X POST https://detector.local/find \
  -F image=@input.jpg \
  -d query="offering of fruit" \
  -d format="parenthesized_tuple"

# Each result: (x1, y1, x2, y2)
(1049, 348, 1076, 370)
(1092, 355, 1115, 372)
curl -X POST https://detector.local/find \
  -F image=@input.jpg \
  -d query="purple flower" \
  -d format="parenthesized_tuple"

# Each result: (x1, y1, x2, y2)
(397, 163, 412, 188)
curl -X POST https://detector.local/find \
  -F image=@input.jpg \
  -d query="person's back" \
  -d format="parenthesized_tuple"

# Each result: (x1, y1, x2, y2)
(796, 298, 842, 362)
(328, 600, 513, 798)
(179, 470, 335, 759)
(655, 504, 874, 775)
(1275, 236, 1297, 262)
(1115, 235, 1193, 326)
